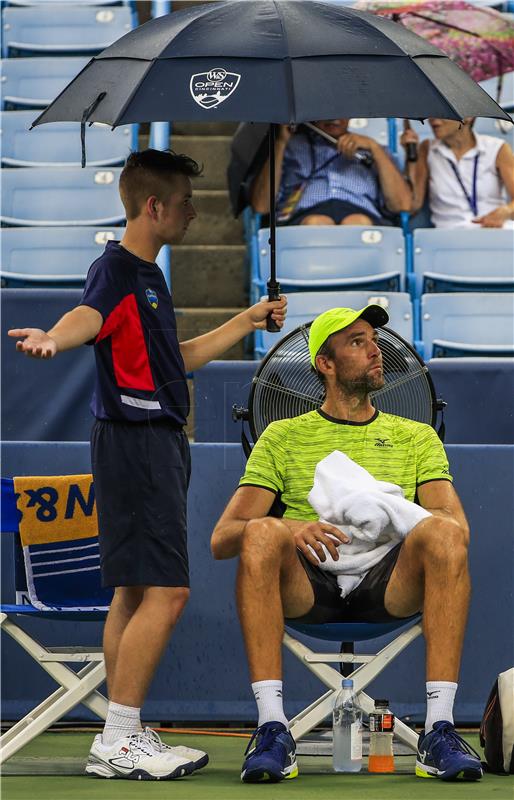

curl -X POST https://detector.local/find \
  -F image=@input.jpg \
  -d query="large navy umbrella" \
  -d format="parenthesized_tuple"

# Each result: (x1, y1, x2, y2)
(32, 0, 511, 330)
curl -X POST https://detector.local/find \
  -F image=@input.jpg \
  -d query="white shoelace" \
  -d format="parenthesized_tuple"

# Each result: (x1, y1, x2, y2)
(128, 730, 161, 756)
(144, 727, 173, 753)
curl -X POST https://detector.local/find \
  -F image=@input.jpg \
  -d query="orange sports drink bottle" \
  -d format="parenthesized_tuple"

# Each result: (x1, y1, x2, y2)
(368, 699, 395, 773)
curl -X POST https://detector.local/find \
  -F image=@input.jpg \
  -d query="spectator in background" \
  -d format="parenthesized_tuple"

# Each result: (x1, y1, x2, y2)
(401, 117, 514, 229)
(250, 119, 412, 226)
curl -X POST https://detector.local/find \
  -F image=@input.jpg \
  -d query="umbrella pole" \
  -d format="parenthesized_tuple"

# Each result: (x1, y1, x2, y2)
(266, 123, 281, 333)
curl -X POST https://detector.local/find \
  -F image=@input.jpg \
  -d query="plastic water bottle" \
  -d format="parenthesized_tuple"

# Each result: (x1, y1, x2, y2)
(368, 699, 395, 773)
(332, 678, 363, 773)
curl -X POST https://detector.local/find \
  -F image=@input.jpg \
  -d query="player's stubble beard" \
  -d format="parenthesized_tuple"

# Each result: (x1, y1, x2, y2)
(334, 364, 385, 400)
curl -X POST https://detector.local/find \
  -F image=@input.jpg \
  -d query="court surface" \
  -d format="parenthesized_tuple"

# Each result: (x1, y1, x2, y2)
(2, 729, 512, 800)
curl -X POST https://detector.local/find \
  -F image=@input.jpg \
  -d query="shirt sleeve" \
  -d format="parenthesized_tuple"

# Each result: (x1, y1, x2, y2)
(80, 258, 131, 324)
(415, 424, 453, 486)
(239, 420, 291, 494)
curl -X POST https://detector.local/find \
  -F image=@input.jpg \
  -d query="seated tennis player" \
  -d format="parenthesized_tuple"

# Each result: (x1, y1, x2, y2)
(211, 305, 482, 784)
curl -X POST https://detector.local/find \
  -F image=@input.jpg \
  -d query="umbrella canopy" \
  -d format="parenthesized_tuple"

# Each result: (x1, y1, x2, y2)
(33, 0, 510, 128)
(356, 0, 514, 85)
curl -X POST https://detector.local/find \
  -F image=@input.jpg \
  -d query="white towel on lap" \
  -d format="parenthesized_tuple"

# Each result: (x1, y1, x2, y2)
(307, 450, 431, 597)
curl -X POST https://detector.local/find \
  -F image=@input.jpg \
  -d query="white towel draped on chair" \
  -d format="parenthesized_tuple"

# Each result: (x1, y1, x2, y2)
(307, 450, 431, 597)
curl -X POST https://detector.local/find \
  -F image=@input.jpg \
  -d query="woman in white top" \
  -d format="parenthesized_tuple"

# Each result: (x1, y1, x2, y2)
(401, 118, 514, 228)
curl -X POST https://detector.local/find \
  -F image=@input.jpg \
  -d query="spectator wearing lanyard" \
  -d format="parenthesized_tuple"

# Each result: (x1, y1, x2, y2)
(250, 120, 412, 226)
(401, 118, 514, 229)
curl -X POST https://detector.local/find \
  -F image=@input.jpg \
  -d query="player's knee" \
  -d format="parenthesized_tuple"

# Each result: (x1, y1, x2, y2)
(418, 517, 469, 565)
(241, 517, 291, 560)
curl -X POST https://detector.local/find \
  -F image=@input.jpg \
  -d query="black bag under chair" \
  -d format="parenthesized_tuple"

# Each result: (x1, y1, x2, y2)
(480, 668, 514, 774)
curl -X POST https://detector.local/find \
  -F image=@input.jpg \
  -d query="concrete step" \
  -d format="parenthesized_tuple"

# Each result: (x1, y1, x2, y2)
(172, 121, 238, 137)
(171, 135, 231, 190)
(175, 307, 249, 361)
(171, 245, 247, 307)
(139, 121, 237, 146)
(186, 190, 243, 245)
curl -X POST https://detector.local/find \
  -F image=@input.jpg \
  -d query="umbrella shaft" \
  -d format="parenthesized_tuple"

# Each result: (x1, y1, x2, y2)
(269, 123, 277, 288)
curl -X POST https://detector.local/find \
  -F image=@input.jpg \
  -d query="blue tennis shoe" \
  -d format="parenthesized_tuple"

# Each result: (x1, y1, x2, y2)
(416, 720, 483, 781)
(241, 721, 298, 783)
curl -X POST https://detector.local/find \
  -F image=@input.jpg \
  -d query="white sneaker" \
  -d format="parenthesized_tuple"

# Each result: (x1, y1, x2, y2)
(145, 728, 209, 771)
(85, 730, 194, 780)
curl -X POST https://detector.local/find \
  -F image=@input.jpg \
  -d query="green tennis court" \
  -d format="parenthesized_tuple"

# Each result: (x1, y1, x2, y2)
(2, 730, 511, 800)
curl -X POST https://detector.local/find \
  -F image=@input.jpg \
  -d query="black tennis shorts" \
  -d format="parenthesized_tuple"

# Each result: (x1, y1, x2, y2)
(289, 543, 405, 624)
(91, 419, 191, 589)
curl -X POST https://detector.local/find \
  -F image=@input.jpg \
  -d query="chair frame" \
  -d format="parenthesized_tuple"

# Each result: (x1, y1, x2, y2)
(284, 618, 422, 751)
(0, 608, 107, 763)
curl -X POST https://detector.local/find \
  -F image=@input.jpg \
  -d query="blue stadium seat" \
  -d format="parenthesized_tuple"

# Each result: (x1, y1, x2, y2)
(473, 116, 514, 149)
(1, 57, 88, 110)
(1, 167, 125, 226)
(255, 225, 405, 299)
(255, 290, 413, 357)
(1, 111, 136, 167)
(1, 226, 125, 286)
(421, 292, 514, 358)
(2, 6, 133, 57)
(411, 228, 514, 296)
(6, 0, 133, 6)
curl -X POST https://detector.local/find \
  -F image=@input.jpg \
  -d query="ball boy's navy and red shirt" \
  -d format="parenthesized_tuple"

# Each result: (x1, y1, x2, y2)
(80, 241, 189, 425)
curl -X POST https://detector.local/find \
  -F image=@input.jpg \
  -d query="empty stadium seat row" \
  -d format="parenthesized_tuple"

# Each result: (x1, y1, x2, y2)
(1, 5, 135, 58)
(1, 111, 137, 167)
(254, 224, 514, 300)
(254, 290, 514, 360)
(1, 167, 125, 226)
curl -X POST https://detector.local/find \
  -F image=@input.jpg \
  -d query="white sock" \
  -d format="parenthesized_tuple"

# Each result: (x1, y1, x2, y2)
(425, 681, 458, 733)
(252, 680, 289, 728)
(102, 701, 142, 746)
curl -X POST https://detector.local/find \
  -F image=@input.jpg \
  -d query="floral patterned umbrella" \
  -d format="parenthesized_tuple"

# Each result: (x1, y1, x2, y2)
(356, 1, 514, 86)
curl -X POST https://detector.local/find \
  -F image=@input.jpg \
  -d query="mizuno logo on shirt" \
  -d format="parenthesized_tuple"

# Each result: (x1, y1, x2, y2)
(374, 437, 393, 448)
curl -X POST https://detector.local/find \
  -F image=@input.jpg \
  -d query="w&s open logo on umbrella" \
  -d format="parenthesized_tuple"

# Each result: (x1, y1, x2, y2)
(190, 68, 241, 109)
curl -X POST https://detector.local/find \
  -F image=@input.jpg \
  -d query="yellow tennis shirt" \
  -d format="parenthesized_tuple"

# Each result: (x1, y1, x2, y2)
(239, 409, 452, 520)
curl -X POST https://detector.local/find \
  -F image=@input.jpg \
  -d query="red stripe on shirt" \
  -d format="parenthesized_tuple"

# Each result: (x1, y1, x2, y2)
(95, 293, 155, 391)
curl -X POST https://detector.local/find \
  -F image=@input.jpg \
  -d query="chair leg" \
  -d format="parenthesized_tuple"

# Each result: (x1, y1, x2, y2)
(284, 623, 422, 751)
(0, 661, 106, 763)
(1, 614, 108, 763)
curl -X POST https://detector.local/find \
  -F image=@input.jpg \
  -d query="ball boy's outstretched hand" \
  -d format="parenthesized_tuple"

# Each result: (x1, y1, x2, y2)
(8, 328, 57, 359)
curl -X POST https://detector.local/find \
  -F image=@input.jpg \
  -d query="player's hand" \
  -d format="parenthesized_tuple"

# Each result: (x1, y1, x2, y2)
(293, 521, 350, 565)
(8, 328, 57, 359)
(247, 295, 287, 331)
(337, 132, 377, 159)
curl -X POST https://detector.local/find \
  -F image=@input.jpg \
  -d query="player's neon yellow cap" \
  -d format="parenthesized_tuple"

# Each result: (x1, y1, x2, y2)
(308, 305, 389, 366)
